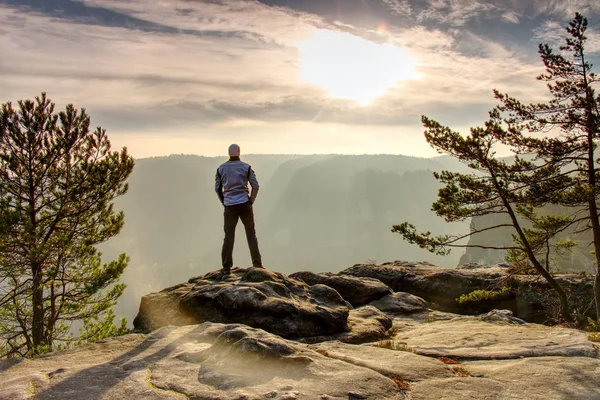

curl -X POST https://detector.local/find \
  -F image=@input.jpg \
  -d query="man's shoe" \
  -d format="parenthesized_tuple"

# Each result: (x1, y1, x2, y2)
(253, 265, 266, 269)
(220, 268, 237, 282)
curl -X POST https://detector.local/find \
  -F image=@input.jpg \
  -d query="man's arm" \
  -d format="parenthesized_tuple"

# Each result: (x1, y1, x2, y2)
(215, 169, 225, 205)
(248, 167, 259, 204)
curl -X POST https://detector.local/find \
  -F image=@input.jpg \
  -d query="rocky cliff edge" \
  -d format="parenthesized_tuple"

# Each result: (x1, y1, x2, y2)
(1, 264, 599, 400)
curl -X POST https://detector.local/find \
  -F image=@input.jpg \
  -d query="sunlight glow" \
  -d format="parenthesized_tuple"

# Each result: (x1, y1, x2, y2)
(297, 29, 419, 105)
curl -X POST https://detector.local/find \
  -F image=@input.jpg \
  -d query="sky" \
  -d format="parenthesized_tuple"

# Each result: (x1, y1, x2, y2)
(1, 0, 600, 158)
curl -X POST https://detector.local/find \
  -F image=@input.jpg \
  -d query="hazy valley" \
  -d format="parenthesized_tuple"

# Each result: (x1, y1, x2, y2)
(99, 154, 472, 323)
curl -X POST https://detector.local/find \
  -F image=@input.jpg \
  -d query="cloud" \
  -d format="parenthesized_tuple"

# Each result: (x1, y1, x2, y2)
(416, 0, 600, 24)
(531, 0, 600, 19)
(2, 0, 598, 157)
(74, 0, 323, 45)
(415, 0, 501, 26)
(501, 11, 520, 24)
(382, 0, 412, 17)
(1, 0, 274, 41)
(387, 25, 455, 49)
(533, 20, 600, 53)
(0, 1, 544, 116)
(0, 2, 308, 102)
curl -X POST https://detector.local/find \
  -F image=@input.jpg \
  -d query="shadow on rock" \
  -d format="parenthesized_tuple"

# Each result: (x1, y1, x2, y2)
(178, 325, 313, 389)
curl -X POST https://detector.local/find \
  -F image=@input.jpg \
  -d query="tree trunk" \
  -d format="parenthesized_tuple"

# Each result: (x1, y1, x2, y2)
(44, 282, 56, 350)
(530, 256, 571, 321)
(512, 227, 571, 321)
(594, 272, 600, 322)
(586, 191, 600, 321)
(581, 47, 600, 321)
(31, 263, 44, 353)
(587, 198, 600, 321)
(489, 163, 572, 322)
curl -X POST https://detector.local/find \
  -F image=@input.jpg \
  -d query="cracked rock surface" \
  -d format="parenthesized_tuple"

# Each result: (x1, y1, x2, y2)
(133, 267, 351, 339)
(133, 267, 396, 344)
(3, 265, 600, 399)
(0, 323, 405, 400)
(341, 262, 596, 323)
(289, 271, 391, 307)
(2, 315, 600, 399)
(395, 315, 597, 360)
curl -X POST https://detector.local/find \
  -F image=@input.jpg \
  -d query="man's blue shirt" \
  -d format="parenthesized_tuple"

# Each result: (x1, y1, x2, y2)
(215, 160, 259, 206)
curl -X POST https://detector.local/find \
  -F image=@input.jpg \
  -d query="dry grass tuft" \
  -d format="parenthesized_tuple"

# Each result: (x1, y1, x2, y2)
(424, 315, 437, 323)
(588, 332, 600, 342)
(375, 340, 410, 352)
(385, 325, 399, 338)
(437, 357, 459, 365)
(390, 376, 411, 391)
(452, 366, 471, 377)
(506, 260, 538, 275)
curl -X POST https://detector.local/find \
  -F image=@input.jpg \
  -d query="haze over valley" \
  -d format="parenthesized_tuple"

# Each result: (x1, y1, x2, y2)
(100, 154, 470, 322)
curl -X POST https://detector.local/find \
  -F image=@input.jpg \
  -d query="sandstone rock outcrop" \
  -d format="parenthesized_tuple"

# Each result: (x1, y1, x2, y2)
(289, 271, 391, 306)
(340, 262, 508, 311)
(4, 263, 599, 399)
(133, 267, 351, 339)
(368, 292, 429, 315)
(0, 323, 406, 400)
(341, 261, 596, 323)
(395, 314, 597, 360)
(299, 306, 393, 345)
(2, 314, 599, 399)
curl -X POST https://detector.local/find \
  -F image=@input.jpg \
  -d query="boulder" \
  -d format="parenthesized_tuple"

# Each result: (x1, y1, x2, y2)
(479, 309, 526, 325)
(368, 292, 428, 315)
(289, 271, 391, 306)
(456, 263, 510, 272)
(341, 262, 509, 313)
(513, 274, 595, 323)
(339, 306, 393, 344)
(133, 267, 350, 339)
(299, 306, 393, 344)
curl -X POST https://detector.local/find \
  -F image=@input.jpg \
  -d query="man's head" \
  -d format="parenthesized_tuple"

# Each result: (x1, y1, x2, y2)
(228, 144, 241, 157)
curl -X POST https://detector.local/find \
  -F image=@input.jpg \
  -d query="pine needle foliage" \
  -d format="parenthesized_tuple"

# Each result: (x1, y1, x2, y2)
(391, 13, 600, 322)
(392, 113, 573, 321)
(494, 13, 600, 320)
(0, 93, 134, 357)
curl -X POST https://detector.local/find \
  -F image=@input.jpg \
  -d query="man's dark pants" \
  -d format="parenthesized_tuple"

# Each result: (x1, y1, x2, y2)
(222, 200, 262, 271)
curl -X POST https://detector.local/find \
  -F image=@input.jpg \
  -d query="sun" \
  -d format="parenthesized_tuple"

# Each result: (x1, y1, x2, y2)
(297, 29, 419, 105)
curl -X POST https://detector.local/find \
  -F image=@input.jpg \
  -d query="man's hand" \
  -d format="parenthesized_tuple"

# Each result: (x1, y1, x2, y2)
(250, 187, 258, 204)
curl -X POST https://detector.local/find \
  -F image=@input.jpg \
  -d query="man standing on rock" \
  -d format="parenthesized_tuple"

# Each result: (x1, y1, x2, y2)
(215, 144, 264, 275)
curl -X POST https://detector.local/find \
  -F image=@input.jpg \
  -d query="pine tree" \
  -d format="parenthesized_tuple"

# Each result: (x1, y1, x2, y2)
(393, 113, 573, 321)
(0, 93, 134, 357)
(494, 13, 600, 320)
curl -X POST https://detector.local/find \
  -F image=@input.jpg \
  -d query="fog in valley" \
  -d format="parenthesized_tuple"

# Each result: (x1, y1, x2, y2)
(99, 154, 472, 324)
